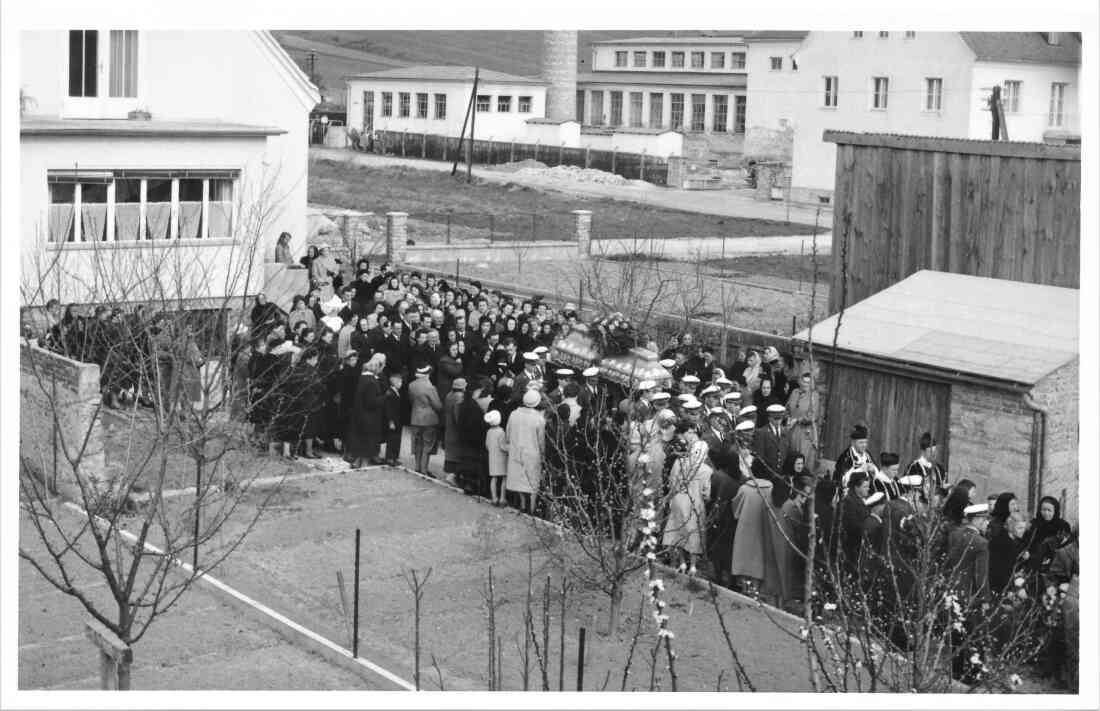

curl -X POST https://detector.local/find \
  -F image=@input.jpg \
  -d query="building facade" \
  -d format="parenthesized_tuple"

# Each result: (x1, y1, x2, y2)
(780, 31, 1081, 203)
(19, 30, 319, 307)
(345, 66, 548, 143)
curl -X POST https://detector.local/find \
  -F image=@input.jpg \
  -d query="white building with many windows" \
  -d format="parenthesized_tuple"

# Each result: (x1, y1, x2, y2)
(773, 31, 1081, 203)
(19, 30, 319, 306)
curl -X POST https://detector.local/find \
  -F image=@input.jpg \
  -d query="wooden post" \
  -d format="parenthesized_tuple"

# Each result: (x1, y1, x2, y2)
(611, 148, 617, 175)
(467, 68, 480, 183)
(585, 147, 591, 168)
(558, 142, 564, 166)
(510, 140, 516, 163)
(452, 76, 477, 177)
(576, 627, 586, 691)
(353, 528, 361, 658)
(85, 619, 133, 690)
(640, 150, 647, 181)
(401, 130, 407, 157)
(421, 132, 427, 158)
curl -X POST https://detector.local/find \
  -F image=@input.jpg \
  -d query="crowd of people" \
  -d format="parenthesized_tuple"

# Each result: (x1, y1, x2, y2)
(25, 256, 1078, 690)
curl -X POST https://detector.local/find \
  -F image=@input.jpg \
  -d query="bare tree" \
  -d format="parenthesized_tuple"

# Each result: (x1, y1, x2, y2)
(18, 167, 310, 688)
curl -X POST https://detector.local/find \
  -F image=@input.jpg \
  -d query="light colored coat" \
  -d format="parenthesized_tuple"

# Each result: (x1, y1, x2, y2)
(505, 406, 545, 494)
(662, 441, 713, 555)
(730, 478, 782, 584)
(409, 376, 443, 427)
(486, 426, 508, 478)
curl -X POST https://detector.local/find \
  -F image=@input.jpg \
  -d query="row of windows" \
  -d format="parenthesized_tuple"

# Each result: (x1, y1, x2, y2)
(819, 75, 1070, 125)
(376, 91, 532, 118)
(613, 49, 746, 71)
(46, 174, 235, 243)
(583, 91, 746, 133)
(852, 31, 918, 38)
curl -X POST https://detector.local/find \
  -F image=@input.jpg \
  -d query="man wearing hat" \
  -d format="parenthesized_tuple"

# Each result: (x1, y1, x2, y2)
(834, 424, 878, 486)
(409, 364, 443, 476)
(578, 366, 602, 411)
(753, 404, 790, 477)
(733, 418, 756, 452)
(532, 346, 550, 380)
(699, 384, 722, 411)
(905, 431, 947, 496)
(736, 404, 757, 425)
(701, 408, 733, 471)
(679, 373, 701, 398)
(681, 398, 703, 427)
(512, 351, 542, 393)
(946, 502, 990, 684)
(546, 368, 575, 405)
(720, 391, 742, 417)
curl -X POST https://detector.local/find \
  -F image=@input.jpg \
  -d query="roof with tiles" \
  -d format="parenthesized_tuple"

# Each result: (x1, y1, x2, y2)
(794, 270, 1078, 387)
(344, 65, 545, 85)
(959, 32, 1081, 65)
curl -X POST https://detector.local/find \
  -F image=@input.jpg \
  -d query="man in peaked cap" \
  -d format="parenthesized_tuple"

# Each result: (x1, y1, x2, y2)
(699, 384, 722, 410)
(946, 502, 991, 684)
(736, 404, 757, 425)
(578, 365, 602, 411)
(681, 398, 703, 426)
(680, 373, 701, 397)
(753, 403, 789, 477)
(547, 368, 574, 405)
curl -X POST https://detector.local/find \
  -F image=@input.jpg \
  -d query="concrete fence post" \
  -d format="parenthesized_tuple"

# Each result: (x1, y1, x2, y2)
(611, 147, 617, 175)
(421, 132, 427, 158)
(572, 210, 593, 257)
(640, 149, 647, 182)
(585, 147, 591, 169)
(386, 211, 409, 263)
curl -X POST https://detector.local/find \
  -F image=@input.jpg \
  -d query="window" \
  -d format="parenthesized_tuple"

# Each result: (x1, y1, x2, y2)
(924, 77, 942, 111)
(653, 51, 666, 68)
(381, 92, 393, 117)
(68, 30, 98, 97)
(633, 51, 647, 67)
(576, 90, 585, 122)
(434, 93, 447, 119)
(872, 76, 889, 109)
(879, 31, 889, 38)
(590, 91, 604, 125)
(399, 92, 411, 117)
(609, 91, 623, 126)
(770, 56, 783, 71)
(731, 52, 746, 69)
(476, 94, 490, 112)
(629, 92, 643, 127)
(518, 96, 532, 113)
(905, 31, 916, 39)
(416, 93, 429, 118)
(615, 51, 628, 67)
(823, 76, 839, 107)
(108, 30, 139, 97)
(649, 92, 664, 127)
(712, 95, 728, 132)
(691, 93, 706, 131)
(670, 93, 684, 129)
(1002, 80, 1021, 113)
(852, 31, 864, 38)
(671, 51, 685, 68)
(711, 52, 725, 69)
(691, 51, 705, 69)
(1049, 83, 1066, 126)
(47, 171, 236, 244)
(497, 95, 512, 113)
(733, 95, 746, 133)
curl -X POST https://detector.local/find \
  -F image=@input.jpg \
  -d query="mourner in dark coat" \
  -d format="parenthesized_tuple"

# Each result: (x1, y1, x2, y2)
(382, 371, 404, 465)
(346, 355, 386, 466)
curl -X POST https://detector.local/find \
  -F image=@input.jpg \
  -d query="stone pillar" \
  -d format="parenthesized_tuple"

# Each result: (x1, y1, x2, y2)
(572, 210, 592, 257)
(386, 211, 408, 263)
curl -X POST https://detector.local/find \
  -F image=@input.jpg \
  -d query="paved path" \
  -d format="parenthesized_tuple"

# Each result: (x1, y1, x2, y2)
(310, 148, 832, 227)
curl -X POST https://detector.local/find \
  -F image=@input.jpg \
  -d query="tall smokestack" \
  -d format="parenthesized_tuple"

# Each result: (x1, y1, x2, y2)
(541, 30, 578, 122)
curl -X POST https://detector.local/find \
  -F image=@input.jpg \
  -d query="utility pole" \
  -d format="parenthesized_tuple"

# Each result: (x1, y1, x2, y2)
(467, 68, 480, 183)
(452, 67, 479, 177)
(307, 50, 316, 79)
(989, 85, 1009, 141)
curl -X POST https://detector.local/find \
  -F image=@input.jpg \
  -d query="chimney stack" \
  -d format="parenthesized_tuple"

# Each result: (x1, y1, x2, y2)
(542, 30, 579, 122)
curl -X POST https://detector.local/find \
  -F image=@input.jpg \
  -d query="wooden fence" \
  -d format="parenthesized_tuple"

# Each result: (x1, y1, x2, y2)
(370, 130, 670, 186)
(825, 131, 1080, 313)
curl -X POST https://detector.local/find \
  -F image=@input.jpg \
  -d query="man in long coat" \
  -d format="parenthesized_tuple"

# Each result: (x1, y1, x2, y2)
(346, 353, 386, 467)
(730, 462, 785, 601)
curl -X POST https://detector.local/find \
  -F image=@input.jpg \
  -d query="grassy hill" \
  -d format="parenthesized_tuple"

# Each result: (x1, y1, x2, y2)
(276, 30, 717, 105)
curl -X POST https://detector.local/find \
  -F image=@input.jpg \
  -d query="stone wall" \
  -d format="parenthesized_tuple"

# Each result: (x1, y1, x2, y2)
(20, 343, 106, 498)
(743, 123, 794, 162)
(681, 132, 745, 161)
(948, 382, 1034, 509)
(1029, 359, 1079, 523)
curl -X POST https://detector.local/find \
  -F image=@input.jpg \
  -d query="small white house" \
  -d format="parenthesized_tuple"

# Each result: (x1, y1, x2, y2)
(19, 30, 319, 307)
(773, 31, 1081, 202)
(345, 66, 548, 143)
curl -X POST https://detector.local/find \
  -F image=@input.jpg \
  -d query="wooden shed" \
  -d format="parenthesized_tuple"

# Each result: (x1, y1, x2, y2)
(825, 131, 1080, 314)
(794, 270, 1079, 521)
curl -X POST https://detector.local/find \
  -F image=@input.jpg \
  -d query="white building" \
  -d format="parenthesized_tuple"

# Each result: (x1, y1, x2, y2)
(742, 32, 808, 159)
(771, 31, 1081, 203)
(345, 66, 549, 143)
(20, 30, 319, 307)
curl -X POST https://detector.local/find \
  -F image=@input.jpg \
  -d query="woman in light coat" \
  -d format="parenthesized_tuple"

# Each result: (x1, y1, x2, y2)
(485, 410, 508, 506)
(505, 389, 545, 514)
(730, 459, 784, 601)
(662, 434, 713, 575)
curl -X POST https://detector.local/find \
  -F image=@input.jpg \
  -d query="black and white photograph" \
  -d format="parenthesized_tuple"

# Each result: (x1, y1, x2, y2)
(2, 1, 1096, 707)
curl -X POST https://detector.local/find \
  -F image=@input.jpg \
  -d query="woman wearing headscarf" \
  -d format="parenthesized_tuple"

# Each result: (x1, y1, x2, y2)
(1021, 496, 1071, 582)
(662, 433, 713, 576)
(288, 296, 316, 333)
(752, 378, 782, 429)
(773, 452, 805, 508)
(250, 293, 280, 336)
(987, 492, 1024, 598)
(436, 341, 464, 405)
(345, 353, 386, 467)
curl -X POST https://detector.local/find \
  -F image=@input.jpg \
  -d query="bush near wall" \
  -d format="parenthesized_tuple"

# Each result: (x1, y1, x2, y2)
(369, 130, 670, 186)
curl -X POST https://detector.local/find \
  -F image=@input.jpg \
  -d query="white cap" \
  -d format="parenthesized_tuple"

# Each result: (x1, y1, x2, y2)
(555, 368, 574, 376)
(522, 390, 541, 407)
(659, 358, 676, 369)
(864, 492, 886, 507)
(964, 503, 990, 516)
(681, 375, 700, 385)
(721, 392, 741, 402)
(700, 385, 720, 397)
(523, 352, 539, 361)
(738, 405, 757, 417)
(416, 365, 431, 375)
(734, 420, 756, 432)
(484, 410, 501, 426)
(766, 404, 786, 414)
(638, 379, 657, 391)
(676, 394, 696, 403)
(898, 474, 923, 487)
(707, 407, 730, 417)
(650, 392, 671, 402)
(533, 346, 549, 354)
(582, 366, 600, 377)
(715, 377, 733, 387)
(682, 400, 702, 410)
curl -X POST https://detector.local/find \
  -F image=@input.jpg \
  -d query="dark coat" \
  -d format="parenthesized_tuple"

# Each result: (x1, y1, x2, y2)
(987, 519, 1022, 596)
(346, 372, 384, 459)
(839, 490, 869, 569)
(382, 385, 403, 434)
(752, 424, 789, 478)
(946, 524, 990, 604)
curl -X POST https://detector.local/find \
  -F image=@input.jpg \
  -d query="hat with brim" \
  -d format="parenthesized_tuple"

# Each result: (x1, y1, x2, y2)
(715, 378, 733, 387)
(734, 420, 756, 432)
(681, 375, 700, 385)
(659, 359, 676, 369)
(638, 379, 657, 391)
(700, 385, 720, 397)
(707, 407, 731, 418)
(555, 368, 575, 377)
(523, 352, 539, 362)
(682, 400, 702, 411)
(415, 365, 431, 375)
(533, 346, 549, 354)
(850, 424, 869, 440)
(522, 390, 541, 408)
(484, 410, 501, 426)
(452, 378, 467, 391)
(676, 394, 696, 403)
(964, 503, 990, 517)
(766, 404, 786, 415)
(738, 405, 757, 417)
(582, 366, 600, 378)
(650, 392, 671, 402)
(721, 392, 741, 402)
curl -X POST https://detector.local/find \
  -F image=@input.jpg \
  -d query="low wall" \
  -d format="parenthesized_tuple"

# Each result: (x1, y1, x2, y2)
(400, 241, 579, 264)
(20, 343, 106, 498)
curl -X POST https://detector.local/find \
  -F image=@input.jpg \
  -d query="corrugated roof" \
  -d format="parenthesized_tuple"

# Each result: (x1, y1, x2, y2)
(20, 117, 286, 138)
(578, 71, 746, 88)
(960, 32, 1081, 66)
(344, 65, 545, 85)
(794, 271, 1078, 386)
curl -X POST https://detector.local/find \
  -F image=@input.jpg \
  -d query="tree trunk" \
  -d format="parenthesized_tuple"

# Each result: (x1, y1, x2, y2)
(607, 582, 623, 636)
